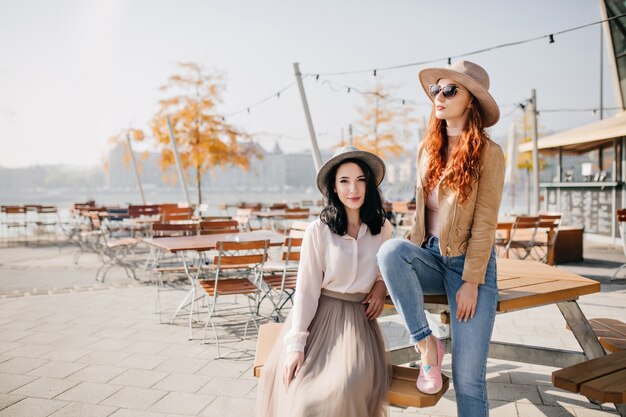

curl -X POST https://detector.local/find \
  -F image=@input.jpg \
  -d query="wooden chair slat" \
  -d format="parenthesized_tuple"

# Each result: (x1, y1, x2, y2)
(219, 240, 268, 251)
(215, 254, 267, 266)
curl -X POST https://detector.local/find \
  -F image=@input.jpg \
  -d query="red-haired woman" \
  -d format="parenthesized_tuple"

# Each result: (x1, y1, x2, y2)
(377, 60, 505, 417)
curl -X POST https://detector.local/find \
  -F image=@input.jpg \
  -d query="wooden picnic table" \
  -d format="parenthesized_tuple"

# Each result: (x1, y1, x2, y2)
(387, 258, 603, 369)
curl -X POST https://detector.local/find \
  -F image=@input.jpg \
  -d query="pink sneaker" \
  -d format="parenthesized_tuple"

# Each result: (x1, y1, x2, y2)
(416, 337, 445, 394)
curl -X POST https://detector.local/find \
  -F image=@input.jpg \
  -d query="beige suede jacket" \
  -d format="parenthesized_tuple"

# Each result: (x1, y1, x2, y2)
(409, 138, 505, 285)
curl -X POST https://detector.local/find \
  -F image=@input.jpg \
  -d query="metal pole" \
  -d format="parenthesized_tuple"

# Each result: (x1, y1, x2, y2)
(349, 124, 353, 146)
(125, 133, 146, 204)
(600, 24, 604, 120)
(166, 116, 191, 206)
(293, 63, 323, 171)
(530, 89, 540, 214)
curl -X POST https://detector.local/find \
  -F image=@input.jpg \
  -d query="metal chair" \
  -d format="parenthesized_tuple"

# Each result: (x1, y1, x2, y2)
(532, 213, 562, 264)
(259, 236, 302, 321)
(504, 215, 540, 260)
(200, 239, 270, 358)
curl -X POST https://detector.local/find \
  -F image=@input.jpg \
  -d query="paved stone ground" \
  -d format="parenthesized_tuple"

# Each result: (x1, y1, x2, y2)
(0, 239, 624, 416)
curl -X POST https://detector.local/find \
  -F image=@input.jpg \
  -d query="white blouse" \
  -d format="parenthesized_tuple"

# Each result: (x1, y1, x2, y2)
(283, 218, 393, 352)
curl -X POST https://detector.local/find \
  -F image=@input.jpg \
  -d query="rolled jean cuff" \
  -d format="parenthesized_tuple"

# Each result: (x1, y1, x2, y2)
(410, 325, 432, 344)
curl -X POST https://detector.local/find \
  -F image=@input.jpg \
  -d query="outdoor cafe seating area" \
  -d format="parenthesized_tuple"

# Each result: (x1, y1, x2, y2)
(1, 198, 625, 413)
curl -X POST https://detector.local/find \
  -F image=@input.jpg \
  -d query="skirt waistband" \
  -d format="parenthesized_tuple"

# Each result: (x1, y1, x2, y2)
(321, 289, 367, 303)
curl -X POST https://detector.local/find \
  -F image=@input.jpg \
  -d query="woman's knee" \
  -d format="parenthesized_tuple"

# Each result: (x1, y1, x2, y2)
(377, 238, 411, 266)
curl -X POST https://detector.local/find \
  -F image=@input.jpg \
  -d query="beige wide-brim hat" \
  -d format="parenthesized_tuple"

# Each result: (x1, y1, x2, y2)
(316, 145, 386, 195)
(418, 60, 500, 127)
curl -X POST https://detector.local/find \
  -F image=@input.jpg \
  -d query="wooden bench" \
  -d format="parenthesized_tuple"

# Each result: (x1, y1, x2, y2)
(567, 318, 626, 353)
(253, 322, 449, 408)
(552, 350, 626, 416)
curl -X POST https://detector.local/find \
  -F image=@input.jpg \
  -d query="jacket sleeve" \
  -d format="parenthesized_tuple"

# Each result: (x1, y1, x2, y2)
(283, 222, 323, 352)
(462, 142, 505, 284)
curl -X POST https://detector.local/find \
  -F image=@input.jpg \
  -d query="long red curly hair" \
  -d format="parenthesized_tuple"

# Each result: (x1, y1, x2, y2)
(422, 100, 489, 204)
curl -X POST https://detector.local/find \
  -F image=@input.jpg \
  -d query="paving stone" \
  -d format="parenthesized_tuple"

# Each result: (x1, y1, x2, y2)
(0, 330, 32, 343)
(51, 335, 101, 348)
(76, 350, 131, 366)
(198, 396, 255, 417)
(0, 342, 22, 355)
(115, 353, 169, 370)
(155, 357, 209, 374)
(195, 359, 251, 378)
(48, 402, 118, 417)
(27, 360, 86, 379)
(149, 392, 216, 415)
(3, 344, 56, 359)
(109, 369, 169, 388)
(123, 341, 168, 355)
(149, 373, 211, 393)
(158, 344, 208, 358)
(17, 332, 67, 345)
(0, 397, 67, 417)
(516, 403, 581, 417)
(573, 407, 620, 416)
(109, 409, 169, 417)
(101, 386, 167, 410)
(197, 376, 256, 397)
(39, 347, 91, 362)
(66, 364, 127, 383)
(11, 377, 79, 399)
(0, 357, 47, 374)
(488, 400, 520, 417)
(86, 338, 135, 352)
(56, 381, 123, 404)
(0, 393, 25, 411)
(487, 381, 542, 404)
(509, 370, 553, 387)
(0, 373, 37, 394)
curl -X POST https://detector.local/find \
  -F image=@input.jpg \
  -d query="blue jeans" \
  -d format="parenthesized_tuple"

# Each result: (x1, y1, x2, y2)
(377, 236, 498, 417)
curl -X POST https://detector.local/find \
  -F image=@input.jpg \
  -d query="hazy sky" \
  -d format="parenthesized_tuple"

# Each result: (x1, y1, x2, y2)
(0, 0, 619, 168)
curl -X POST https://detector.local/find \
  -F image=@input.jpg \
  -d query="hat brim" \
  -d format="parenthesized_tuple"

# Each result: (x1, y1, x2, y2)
(316, 150, 386, 195)
(418, 68, 500, 127)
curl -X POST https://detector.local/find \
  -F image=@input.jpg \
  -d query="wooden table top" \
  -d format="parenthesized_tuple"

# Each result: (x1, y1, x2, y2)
(142, 230, 286, 253)
(422, 258, 600, 313)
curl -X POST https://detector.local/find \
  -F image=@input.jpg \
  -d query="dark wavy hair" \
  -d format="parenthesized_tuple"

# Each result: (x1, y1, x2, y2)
(320, 158, 386, 236)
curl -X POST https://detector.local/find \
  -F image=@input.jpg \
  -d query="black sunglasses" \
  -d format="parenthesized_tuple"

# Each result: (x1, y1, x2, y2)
(429, 84, 468, 99)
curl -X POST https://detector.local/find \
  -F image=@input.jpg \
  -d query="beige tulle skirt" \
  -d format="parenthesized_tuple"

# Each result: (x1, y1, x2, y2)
(257, 290, 389, 417)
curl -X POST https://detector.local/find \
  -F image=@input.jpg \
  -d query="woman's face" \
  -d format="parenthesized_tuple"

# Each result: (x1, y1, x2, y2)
(433, 77, 473, 122)
(334, 162, 367, 212)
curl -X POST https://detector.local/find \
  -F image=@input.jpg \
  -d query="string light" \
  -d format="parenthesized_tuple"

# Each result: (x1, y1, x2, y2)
(306, 13, 626, 77)
(224, 81, 299, 119)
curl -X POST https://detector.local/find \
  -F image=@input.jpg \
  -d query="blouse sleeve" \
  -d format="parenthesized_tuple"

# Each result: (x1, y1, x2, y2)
(375, 219, 393, 282)
(283, 223, 324, 353)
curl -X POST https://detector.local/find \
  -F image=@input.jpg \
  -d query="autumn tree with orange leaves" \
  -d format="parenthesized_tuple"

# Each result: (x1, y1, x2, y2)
(150, 63, 260, 205)
(349, 83, 415, 159)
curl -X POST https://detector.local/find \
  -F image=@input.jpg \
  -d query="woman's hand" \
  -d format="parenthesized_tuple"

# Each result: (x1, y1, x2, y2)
(362, 280, 387, 320)
(455, 281, 478, 322)
(283, 351, 304, 390)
